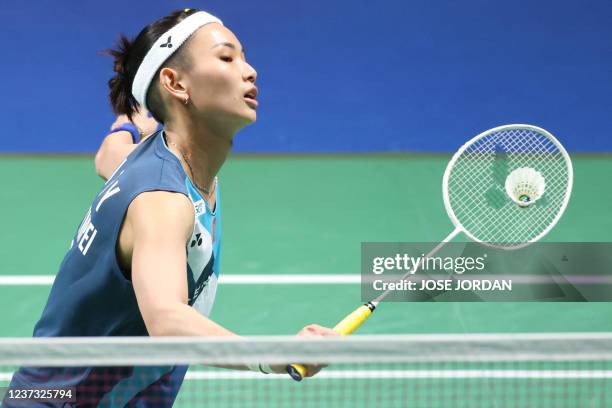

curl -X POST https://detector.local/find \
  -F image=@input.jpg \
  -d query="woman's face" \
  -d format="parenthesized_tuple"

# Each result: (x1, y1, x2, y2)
(182, 23, 258, 128)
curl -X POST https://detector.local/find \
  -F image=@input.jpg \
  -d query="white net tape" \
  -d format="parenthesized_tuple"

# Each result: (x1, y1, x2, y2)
(1, 333, 612, 367)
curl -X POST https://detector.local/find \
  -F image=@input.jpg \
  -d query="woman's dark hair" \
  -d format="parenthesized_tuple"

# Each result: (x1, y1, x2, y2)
(106, 8, 198, 123)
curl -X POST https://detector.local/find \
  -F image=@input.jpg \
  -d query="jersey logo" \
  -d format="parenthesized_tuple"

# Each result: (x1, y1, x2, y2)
(194, 200, 205, 217)
(192, 274, 209, 303)
(188, 262, 214, 305)
(190, 233, 203, 248)
(187, 222, 213, 281)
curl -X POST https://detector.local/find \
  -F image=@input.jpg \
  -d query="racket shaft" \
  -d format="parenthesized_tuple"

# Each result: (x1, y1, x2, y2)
(287, 303, 375, 381)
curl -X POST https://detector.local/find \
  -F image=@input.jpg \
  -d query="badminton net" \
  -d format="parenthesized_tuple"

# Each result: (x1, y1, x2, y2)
(1, 333, 611, 407)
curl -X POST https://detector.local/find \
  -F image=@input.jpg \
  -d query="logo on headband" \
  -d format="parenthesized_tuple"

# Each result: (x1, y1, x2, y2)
(160, 36, 173, 49)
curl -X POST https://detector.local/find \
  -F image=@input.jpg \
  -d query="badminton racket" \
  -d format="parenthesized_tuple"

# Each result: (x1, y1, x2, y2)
(287, 124, 573, 381)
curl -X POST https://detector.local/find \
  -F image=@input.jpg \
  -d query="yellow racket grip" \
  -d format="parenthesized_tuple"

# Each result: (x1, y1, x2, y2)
(333, 302, 375, 335)
(287, 302, 376, 381)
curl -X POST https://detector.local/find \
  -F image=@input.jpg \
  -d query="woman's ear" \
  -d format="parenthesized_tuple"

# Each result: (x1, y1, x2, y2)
(158, 67, 189, 105)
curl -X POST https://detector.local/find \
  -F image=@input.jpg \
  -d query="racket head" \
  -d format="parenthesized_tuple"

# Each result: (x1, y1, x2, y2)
(442, 124, 573, 249)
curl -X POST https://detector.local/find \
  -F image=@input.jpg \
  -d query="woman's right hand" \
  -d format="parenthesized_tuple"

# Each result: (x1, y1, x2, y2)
(269, 324, 338, 377)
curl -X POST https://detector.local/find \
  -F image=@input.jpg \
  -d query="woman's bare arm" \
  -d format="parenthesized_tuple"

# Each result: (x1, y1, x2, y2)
(122, 191, 337, 375)
(95, 110, 159, 180)
(125, 191, 236, 336)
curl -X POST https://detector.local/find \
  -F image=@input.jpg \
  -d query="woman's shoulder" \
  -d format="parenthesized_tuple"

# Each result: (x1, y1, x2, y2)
(120, 132, 188, 196)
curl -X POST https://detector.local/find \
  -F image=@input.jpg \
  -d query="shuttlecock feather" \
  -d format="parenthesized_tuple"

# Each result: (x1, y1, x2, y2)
(504, 167, 546, 207)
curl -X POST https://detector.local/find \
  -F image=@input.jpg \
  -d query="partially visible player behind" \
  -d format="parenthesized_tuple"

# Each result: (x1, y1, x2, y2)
(3, 8, 335, 407)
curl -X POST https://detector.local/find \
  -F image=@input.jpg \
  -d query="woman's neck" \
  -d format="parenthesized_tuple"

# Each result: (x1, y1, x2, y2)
(163, 117, 233, 195)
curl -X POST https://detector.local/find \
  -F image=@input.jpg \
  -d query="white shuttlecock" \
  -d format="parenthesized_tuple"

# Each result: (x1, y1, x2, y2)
(505, 167, 546, 207)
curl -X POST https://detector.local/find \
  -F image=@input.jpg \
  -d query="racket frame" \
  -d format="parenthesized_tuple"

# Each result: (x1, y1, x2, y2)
(442, 124, 573, 250)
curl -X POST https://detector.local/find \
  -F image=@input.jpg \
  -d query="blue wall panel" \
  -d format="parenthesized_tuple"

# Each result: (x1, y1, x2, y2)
(2, 0, 611, 152)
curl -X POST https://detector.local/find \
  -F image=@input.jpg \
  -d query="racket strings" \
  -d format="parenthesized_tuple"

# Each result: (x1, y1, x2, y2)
(447, 128, 570, 246)
(452, 161, 563, 242)
(453, 131, 566, 242)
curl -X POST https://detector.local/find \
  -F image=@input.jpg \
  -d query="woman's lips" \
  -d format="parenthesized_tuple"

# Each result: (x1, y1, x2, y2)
(244, 97, 258, 108)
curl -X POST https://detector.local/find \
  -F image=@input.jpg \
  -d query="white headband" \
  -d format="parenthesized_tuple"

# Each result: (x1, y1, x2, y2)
(131, 11, 223, 109)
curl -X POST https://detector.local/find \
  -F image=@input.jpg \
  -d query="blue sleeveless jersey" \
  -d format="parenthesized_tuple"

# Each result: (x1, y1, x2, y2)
(3, 131, 222, 407)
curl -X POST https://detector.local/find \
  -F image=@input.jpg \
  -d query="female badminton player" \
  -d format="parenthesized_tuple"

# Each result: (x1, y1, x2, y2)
(4, 8, 335, 407)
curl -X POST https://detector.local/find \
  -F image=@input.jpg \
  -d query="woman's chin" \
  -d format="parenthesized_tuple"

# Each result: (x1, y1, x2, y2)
(240, 110, 257, 125)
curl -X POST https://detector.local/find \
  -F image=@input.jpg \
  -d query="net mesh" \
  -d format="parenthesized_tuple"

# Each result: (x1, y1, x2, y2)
(446, 127, 571, 246)
(1, 333, 611, 407)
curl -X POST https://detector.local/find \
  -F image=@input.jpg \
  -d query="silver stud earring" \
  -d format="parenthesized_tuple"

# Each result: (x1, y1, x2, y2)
(184, 96, 189, 105)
